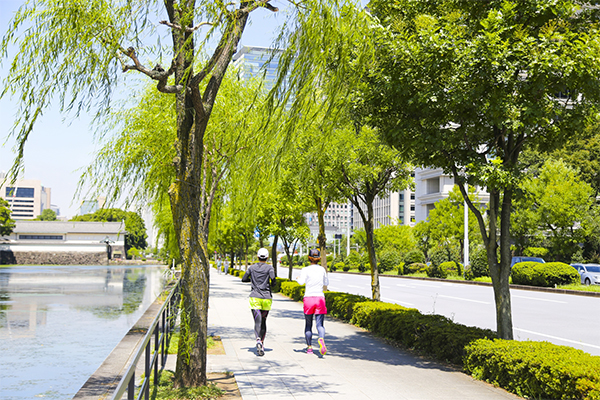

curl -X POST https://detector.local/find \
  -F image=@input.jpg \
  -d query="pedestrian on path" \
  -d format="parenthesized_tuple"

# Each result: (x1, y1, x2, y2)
(296, 248, 329, 355)
(242, 248, 275, 356)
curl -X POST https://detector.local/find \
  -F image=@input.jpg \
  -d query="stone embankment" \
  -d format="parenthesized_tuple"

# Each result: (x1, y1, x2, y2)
(0, 250, 107, 265)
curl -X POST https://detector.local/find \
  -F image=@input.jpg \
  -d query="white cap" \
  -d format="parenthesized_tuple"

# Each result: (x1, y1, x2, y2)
(257, 248, 269, 260)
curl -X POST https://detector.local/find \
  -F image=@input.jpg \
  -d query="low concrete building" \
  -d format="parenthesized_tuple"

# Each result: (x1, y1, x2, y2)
(0, 221, 126, 265)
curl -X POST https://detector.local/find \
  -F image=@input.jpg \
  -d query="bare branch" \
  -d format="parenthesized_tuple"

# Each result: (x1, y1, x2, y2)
(117, 46, 183, 93)
(159, 20, 214, 32)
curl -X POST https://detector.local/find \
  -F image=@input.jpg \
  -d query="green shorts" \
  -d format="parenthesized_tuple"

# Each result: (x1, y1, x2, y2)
(249, 297, 272, 310)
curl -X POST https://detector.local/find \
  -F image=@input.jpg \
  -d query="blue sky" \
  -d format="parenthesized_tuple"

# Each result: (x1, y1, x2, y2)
(0, 0, 288, 217)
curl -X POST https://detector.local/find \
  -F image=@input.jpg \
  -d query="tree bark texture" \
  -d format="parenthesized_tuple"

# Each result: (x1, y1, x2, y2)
(167, 1, 250, 387)
(365, 202, 380, 301)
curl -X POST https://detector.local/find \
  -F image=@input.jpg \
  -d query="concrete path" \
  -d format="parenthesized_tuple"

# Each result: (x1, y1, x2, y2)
(203, 270, 521, 400)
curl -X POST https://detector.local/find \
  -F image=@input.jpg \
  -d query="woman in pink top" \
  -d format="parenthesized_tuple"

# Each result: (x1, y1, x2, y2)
(296, 248, 329, 355)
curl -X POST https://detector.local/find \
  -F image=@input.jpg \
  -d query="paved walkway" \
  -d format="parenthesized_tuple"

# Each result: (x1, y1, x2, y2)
(199, 270, 521, 399)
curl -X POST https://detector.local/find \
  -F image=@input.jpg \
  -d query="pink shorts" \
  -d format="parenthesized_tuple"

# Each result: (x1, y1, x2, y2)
(303, 296, 327, 315)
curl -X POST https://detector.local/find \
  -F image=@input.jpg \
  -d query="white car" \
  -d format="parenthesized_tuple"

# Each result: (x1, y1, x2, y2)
(570, 264, 600, 285)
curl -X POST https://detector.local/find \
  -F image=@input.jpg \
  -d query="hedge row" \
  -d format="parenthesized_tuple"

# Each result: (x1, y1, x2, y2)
(512, 262, 579, 287)
(321, 290, 496, 365)
(464, 339, 600, 400)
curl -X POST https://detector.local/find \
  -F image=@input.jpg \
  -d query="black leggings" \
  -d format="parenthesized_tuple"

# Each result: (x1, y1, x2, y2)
(251, 309, 269, 342)
(304, 313, 325, 346)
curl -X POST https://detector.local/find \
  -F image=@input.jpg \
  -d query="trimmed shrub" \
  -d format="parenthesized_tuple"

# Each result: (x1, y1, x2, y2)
(428, 260, 462, 278)
(346, 251, 362, 269)
(441, 261, 462, 277)
(405, 262, 428, 275)
(378, 248, 402, 272)
(334, 262, 344, 272)
(343, 265, 350, 272)
(469, 246, 490, 278)
(465, 339, 600, 400)
(511, 261, 579, 287)
(271, 277, 287, 293)
(403, 249, 425, 265)
(324, 291, 370, 321)
(351, 301, 496, 365)
(280, 281, 305, 301)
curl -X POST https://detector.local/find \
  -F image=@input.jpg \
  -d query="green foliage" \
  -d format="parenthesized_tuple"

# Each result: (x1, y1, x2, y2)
(151, 370, 224, 400)
(403, 249, 425, 265)
(428, 246, 461, 278)
(323, 292, 369, 321)
(35, 209, 57, 221)
(468, 247, 490, 279)
(0, 198, 16, 236)
(396, 262, 405, 275)
(511, 262, 579, 287)
(377, 248, 402, 273)
(465, 339, 600, 400)
(374, 224, 416, 253)
(280, 281, 305, 301)
(334, 262, 344, 272)
(127, 247, 141, 260)
(351, 302, 496, 366)
(439, 261, 462, 278)
(405, 263, 428, 275)
(513, 159, 597, 261)
(523, 247, 549, 258)
(346, 250, 362, 269)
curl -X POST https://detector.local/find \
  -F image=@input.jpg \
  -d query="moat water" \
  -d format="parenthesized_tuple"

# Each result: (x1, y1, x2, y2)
(0, 264, 168, 400)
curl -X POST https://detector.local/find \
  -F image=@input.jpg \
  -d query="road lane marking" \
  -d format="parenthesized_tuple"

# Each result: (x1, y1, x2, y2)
(514, 328, 600, 350)
(396, 284, 416, 287)
(438, 295, 490, 304)
(413, 283, 444, 288)
(512, 295, 566, 304)
(382, 297, 414, 306)
(382, 286, 391, 289)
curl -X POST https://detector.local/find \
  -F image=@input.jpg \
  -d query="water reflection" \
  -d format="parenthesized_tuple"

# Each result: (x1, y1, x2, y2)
(0, 265, 168, 400)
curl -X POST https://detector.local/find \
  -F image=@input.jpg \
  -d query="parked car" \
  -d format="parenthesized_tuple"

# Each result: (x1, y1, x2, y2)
(511, 256, 545, 267)
(570, 263, 600, 285)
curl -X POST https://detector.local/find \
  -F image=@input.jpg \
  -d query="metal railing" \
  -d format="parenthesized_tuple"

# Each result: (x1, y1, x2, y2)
(110, 277, 181, 400)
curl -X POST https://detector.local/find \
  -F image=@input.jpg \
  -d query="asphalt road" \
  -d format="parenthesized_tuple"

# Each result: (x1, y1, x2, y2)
(276, 266, 600, 356)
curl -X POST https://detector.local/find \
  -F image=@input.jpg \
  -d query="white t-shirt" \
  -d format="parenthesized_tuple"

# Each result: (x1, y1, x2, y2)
(297, 263, 329, 297)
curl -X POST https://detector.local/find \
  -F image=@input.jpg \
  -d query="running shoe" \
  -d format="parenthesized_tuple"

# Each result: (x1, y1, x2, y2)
(306, 346, 314, 354)
(256, 341, 265, 356)
(318, 338, 327, 355)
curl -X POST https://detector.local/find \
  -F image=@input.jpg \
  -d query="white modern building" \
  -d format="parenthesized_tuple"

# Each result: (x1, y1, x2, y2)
(0, 176, 51, 220)
(352, 188, 416, 230)
(0, 220, 127, 265)
(414, 167, 489, 222)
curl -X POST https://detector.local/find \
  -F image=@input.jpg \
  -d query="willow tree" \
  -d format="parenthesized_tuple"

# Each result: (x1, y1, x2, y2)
(1, 1, 283, 386)
(361, 0, 600, 339)
(78, 69, 268, 386)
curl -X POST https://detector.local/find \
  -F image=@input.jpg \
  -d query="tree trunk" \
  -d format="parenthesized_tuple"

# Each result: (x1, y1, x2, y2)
(271, 235, 279, 278)
(168, 3, 250, 387)
(365, 202, 380, 301)
(315, 197, 329, 271)
(456, 173, 514, 340)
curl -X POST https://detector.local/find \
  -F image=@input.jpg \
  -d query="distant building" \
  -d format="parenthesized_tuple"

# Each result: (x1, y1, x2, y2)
(78, 197, 106, 215)
(0, 177, 51, 220)
(0, 220, 126, 265)
(232, 45, 282, 91)
(414, 167, 489, 222)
